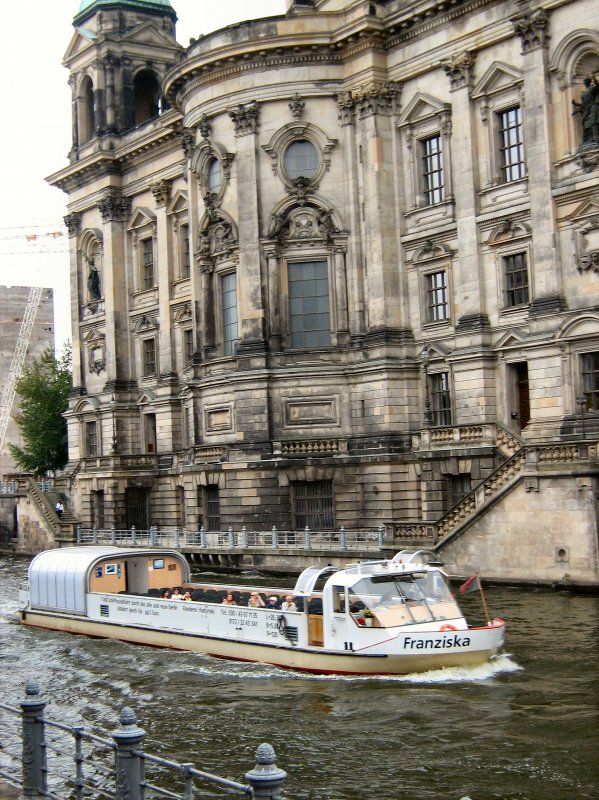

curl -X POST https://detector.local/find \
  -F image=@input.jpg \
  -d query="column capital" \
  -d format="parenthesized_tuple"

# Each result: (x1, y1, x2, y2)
(511, 8, 550, 53)
(229, 101, 260, 136)
(442, 51, 477, 92)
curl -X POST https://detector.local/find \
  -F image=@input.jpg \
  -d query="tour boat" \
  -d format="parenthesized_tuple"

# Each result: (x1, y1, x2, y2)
(19, 546, 505, 676)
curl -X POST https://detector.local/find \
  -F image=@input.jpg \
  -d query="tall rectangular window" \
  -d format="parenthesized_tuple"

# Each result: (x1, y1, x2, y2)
(142, 238, 154, 289)
(85, 421, 98, 456)
(183, 328, 194, 364)
(581, 351, 599, 411)
(431, 372, 452, 426)
(204, 485, 220, 531)
(181, 224, 190, 279)
(504, 252, 529, 307)
(498, 107, 526, 183)
(448, 474, 472, 509)
(288, 260, 330, 348)
(421, 135, 444, 205)
(221, 272, 238, 355)
(426, 271, 449, 322)
(292, 480, 334, 530)
(142, 338, 156, 376)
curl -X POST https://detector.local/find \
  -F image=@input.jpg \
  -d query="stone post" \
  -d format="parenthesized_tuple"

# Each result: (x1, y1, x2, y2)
(245, 743, 287, 800)
(111, 708, 146, 800)
(20, 681, 47, 798)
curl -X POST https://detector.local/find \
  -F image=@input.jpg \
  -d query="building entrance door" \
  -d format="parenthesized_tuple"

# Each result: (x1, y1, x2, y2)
(125, 487, 150, 531)
(511, 362, 530, 431)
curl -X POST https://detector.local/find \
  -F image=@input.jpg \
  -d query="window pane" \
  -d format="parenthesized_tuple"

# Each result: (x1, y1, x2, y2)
(421, 135, 444, 205)
(504, 252, 529, 307)
(142, 238, 154, 289)
(221, 272, 238, 355)
(426, 271, 448, 321)
(431, 371, 452, 426)
(581, 352, 599, 411)
(284, 140, 319, 179)
(143, 338, 156, 376)
(288, 260, 330, 348)
(207, 158, 222, 193)
(181, 224, 190, 278)
(292, 480, 334, 530)
(498, 107, 526, 183)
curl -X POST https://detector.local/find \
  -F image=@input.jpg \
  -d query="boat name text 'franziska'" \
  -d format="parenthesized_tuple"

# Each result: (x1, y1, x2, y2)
(403, 634, 472, 650)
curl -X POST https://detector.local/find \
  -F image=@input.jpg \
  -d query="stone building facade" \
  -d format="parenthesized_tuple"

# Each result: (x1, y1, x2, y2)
(49, 0, 599, 582)
(0, 287, 55, 476)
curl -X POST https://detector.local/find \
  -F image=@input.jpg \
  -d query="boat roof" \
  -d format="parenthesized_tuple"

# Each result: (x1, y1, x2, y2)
(28, 546, 187, 614)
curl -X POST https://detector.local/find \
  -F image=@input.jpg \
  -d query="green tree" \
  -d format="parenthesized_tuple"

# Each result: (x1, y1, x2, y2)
(8, 345, 72, 475)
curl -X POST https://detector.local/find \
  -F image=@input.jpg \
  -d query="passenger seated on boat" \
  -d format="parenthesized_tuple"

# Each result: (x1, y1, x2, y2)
(281, 595, 297, 611)
(239, 592, 251, 606)
(248, 592, 265, 608)
(266, 595, 280, 609)
(183, 592, 192, 602)
(160, 589, 171, 599)
(171, 588, 183, 600)
(222, 592, 236, 606)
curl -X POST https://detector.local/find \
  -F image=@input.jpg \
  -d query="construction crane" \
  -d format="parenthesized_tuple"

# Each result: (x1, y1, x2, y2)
(0, 286, 44, 451)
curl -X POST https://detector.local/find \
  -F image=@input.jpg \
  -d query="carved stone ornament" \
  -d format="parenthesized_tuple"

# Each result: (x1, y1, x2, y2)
(198, 114, 212, 139)
(150, 179, 171, 208)
(289, 93, 305, 119)
(287, 176, 312, 206)
(270, 206, 340, 244)
(64, 212, 81, 237)
(98, 192, 131, 222)
(181, 127, 196, 160)
(511, 9, 550, 53)
(442, 51, 477, 91)
(229, 102, 260, 136)
(336, 81, 402, 121)
(83, 330, 106, 375)
(575, 216, 599, 273)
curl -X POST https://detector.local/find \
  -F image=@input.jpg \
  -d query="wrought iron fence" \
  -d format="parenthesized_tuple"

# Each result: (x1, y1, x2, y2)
(75, 525, 387, 552)
(0, 681, 287, 800)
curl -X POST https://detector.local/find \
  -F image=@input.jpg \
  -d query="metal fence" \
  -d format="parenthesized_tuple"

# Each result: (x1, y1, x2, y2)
(0, 681, 287, 800)
(76, 525, 387, 552)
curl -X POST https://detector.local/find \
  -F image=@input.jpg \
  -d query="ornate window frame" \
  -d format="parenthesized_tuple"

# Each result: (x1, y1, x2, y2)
(410, 240, 454, 330)
(398, 93, 453, 223)
(262, 122, 337, 192)
(82, 328, 106, 375)
(190, 139, 234, 201)
(78, 228, 104, 314)
(167, 190, 190, 282)
(471, 63, 526, 193)
(487, 220, 533, 314)
(127, 207, 157, 295)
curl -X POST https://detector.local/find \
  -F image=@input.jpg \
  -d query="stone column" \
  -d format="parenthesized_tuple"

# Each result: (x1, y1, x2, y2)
(98, 190, 131, 387)
(151, 179, 174, 380)
(69, 75, 79, 154)
(64, 213, 82, 387)
(512, 8, 565, 316)
(442, 51, 489, 330)
(265, 246, 281, 351)
(333, 244, 349, 342)
(229, 102, 266, 355)
(353, 82, 403, 339)
(105, 58, 116, 133)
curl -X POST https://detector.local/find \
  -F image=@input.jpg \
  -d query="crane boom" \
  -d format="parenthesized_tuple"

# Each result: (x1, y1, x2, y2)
(0, 286, 44, 451)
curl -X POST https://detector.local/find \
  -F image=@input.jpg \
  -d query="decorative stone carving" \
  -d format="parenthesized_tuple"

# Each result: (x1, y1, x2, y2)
(289, 93, 305, 119)
(181, 127, 196, 160)
(229, 102, 260, 135)
(511, 9, 550, 53)
(442, 51, 477, 91)
(98, 191, 130, 222)
(287, 176, 312, 206)
(198, 114, 212, 139)
(150, 179, 171, 208)
(575, 216, 599, 273)
(572, 76, 599, 149)
(83, 329, 106, 375)
(64, 213, 81, 237)
(336, 81, 402, 120)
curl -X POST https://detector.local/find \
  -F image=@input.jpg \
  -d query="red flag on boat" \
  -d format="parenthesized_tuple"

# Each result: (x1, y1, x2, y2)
(459, 575, 481, 594)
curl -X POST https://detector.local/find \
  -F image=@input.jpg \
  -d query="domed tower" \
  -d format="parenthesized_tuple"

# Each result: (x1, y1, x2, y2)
(65, 0, 179, 157)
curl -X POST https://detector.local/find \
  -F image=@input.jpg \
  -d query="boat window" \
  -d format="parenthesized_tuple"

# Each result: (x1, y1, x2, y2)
(332, 586, 346, 613)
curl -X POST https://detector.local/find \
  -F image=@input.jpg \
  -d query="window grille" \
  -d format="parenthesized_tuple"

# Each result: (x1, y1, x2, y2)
(292, 480, 334, 530)
(142, 338, 156, 376)
(221, 272, 238, 355)
(142, 238, 154, 289)
(288, 260, 330, 348)
(504, 252, 529, 306)
(421, 135, 444, 205)
(498, 107, 526, 182)
(426, 270, 449, 321)
(85, 421, 98, 456)
(431, 372, 452, 426)
(448, 474, 471, 508)
(204, 485, 220, 531)
(581, 351, 599, 411)
(181, 224, 190, 278)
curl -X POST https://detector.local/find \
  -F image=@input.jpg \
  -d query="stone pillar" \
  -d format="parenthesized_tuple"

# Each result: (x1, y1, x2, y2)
(265, 246, 281, 351)
(442, 51, 488, 329)
(105, 58, 116, 133)
(229, 102, 266, 354)
(512, 8, 565, 315)
(151, 179, 174, 379)
(69, 75, 79, 154)
(111, 708, 146, 800)
(333, 244, 349, 341)
(98, 190, 131, 386)
(20, 681, 47, 797)
(64, 213, 83, 389)
(353, 82, 403, 336)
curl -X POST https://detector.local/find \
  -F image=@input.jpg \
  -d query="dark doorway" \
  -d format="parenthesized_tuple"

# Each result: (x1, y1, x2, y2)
(511, 362, 530, 430)
(125, 487, 150, 531)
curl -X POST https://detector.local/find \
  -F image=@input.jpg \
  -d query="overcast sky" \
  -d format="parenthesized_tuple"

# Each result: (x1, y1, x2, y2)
(0, 1, 286, 351)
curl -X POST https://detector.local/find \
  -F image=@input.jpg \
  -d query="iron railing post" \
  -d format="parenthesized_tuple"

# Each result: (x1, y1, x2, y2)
(111, 525, 116, 545)
(20, 680, 47, 797)
(228, 527, 235, 549)
(378, 525, 385, 548)
(76, 525, 81, 544)
(174, 527, 180, 548)
(112, 707, 146, 800)
(271, 527, 278, 549)
(241, 526, 248, 548)
(245, 743, 287, 800)
(339, 526, 347, 551)
(304, 525, 312, 550)
(200, 526, 206, 548)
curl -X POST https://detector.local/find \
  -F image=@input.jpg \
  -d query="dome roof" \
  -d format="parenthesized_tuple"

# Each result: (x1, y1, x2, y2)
(75, 0, 176, 23)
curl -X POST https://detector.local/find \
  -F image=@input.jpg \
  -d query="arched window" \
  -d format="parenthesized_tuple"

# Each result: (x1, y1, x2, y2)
(283, 140, 319, 180)
(207, 157, 222, 193)
(133, 70, 161, 125)
(80, 76, 95, 143)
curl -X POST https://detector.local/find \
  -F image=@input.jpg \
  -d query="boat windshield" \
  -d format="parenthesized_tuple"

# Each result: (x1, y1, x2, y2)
(348, 570, 456, 627)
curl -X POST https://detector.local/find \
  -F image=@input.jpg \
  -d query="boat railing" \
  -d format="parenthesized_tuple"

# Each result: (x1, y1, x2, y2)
(76, 525, 387, 551)
(0, 680, 287, 800)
